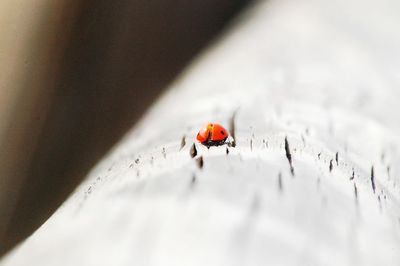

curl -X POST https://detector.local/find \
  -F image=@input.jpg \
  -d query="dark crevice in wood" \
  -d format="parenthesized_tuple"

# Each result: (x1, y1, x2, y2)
(229, 111, 237, 147)
(350, 168, 355, 180)
(371, 166, 376, 193)
(190, 143, 197, 158)
(284, 137, 294, 176)
(196, 156, 204, 169)
(354, 183, 358, 205)
(190, 174, 196, 187)
(180, 135, 186, 150)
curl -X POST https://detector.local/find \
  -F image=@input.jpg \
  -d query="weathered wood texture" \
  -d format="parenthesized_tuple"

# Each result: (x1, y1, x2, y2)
(2, 0, 400, 265)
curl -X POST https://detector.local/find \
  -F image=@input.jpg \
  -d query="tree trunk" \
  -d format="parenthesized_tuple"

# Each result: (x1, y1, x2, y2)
(2, 0, 400, 265)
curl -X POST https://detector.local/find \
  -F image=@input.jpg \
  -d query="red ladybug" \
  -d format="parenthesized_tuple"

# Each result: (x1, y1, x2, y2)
(196, 123, 229, 147)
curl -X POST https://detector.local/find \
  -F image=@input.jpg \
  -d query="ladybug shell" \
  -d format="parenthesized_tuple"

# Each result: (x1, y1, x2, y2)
(210, 123, 228, 141)
(196, 123, 228, 143)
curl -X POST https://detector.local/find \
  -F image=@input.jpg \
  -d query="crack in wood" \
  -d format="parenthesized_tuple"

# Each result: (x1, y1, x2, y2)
(190, 143, 197, 158)
(229, 111, 237, 147)
(284, 137, 294, 176)
(371, 166, 376, 193)
(196, 156, 204, 169)
(180, 135, 186, 151)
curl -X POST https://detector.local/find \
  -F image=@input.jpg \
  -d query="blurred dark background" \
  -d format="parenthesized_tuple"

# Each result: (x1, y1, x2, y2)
(0, 0, 252, 257)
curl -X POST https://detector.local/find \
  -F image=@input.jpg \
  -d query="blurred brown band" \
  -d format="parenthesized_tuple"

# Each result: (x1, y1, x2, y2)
(0, 0, 252, 257)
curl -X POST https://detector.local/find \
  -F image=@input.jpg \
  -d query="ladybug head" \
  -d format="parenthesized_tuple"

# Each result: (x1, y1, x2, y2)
(196, 126, 210, 143)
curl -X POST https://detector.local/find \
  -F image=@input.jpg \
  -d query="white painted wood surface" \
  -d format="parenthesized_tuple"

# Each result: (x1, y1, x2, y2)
(2, 0, 400, 265)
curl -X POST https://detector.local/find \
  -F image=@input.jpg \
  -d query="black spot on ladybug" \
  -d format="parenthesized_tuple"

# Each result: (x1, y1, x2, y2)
(221, 130, 224, 135)
(190, 143, 197, 158)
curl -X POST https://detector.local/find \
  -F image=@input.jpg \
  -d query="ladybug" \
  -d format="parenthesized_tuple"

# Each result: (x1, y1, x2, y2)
(196, 123, 229, 147)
